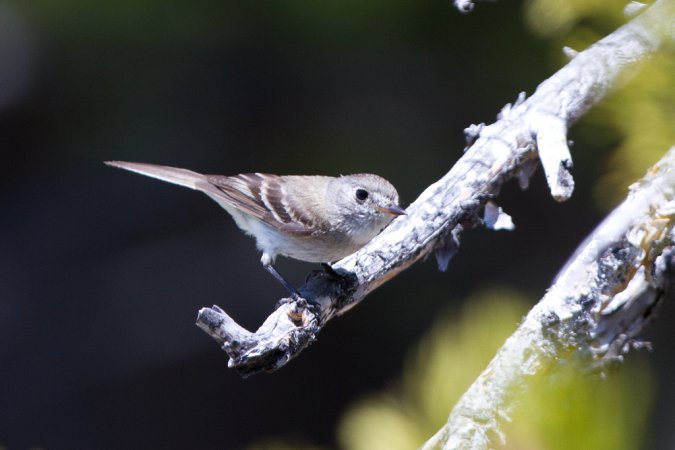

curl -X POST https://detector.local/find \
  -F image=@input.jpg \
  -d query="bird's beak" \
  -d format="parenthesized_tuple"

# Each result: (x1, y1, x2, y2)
(378, 204, 407, 216)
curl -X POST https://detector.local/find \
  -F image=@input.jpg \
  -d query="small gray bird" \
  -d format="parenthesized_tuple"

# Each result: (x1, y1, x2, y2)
(105, 161, 405, 298)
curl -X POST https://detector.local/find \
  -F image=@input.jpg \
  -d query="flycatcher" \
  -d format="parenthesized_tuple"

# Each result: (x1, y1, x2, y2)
(105, 161, 405, 298)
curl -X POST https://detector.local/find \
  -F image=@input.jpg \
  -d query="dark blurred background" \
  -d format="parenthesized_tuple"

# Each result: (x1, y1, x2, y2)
(1, 0, 674, 448)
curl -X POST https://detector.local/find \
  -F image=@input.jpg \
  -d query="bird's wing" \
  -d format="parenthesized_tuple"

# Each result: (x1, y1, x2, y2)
(208, 173, 319, 236)
(207, 173, 275, 221)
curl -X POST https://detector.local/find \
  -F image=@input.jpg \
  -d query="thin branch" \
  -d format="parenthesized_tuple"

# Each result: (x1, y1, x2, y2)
(423, 147, 675, 450)
(196, 0, 675, 377)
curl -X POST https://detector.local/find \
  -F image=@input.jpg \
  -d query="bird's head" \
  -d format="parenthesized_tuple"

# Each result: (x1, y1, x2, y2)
(327, 174, 406, 243)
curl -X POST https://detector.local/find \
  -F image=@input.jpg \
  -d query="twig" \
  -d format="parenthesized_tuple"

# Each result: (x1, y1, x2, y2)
(196, 0, 675, 377)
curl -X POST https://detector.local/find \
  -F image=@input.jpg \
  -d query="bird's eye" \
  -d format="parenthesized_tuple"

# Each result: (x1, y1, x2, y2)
(355, 189, 369, 201)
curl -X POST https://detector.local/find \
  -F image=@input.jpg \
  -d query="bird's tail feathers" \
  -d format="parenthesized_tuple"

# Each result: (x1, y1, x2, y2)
(104, 161, 208, 191)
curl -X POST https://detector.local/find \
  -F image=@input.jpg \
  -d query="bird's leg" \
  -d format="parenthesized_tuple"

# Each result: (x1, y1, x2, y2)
(261, 253, 302, 300)
(262, 262, 302, 301)
(264, 262, 323, 319)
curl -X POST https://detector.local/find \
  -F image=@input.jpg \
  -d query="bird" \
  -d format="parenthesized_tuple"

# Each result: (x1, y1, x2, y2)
(105, 161, 406, 298)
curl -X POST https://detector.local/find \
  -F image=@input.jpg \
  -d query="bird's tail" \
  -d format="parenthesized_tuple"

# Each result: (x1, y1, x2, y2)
(104, 161, 208, 191)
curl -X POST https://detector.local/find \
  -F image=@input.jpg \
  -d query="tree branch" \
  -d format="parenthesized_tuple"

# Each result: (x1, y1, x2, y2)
(196, 0, 675, 377)
(423, 147, 675, 450)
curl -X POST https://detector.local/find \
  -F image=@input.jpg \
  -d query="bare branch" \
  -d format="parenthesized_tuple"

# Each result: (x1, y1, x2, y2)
(422, 147, 675, 450)
(196, 0, 675, 377)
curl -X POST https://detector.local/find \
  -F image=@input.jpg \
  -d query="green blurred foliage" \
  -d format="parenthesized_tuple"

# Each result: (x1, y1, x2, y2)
(589, 54, 675, 206)
(336, 290, 653, 450)
(524, 0, 675, 209)
(338, 289, 527, 450)
(525, 0, 627, 38)
(505, 359, 653, 450)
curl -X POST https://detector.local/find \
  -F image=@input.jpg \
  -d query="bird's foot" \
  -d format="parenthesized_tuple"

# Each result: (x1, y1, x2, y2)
(277, 294, 321, 324)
